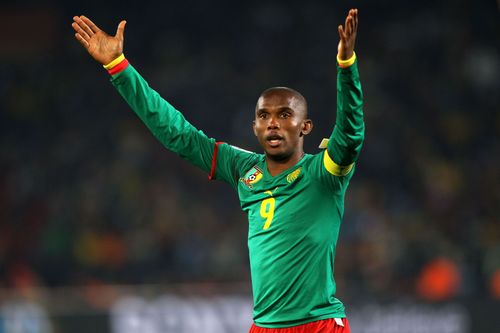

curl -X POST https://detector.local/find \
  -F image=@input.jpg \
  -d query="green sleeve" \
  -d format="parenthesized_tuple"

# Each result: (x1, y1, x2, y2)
(327, 60, 365, 166)
(110, 65, 214, 173)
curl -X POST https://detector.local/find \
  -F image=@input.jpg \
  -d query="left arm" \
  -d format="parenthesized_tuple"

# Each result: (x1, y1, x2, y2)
(324, 9, 364, 176)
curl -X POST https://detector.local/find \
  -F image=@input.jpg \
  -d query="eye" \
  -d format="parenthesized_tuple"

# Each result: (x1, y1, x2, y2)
(279, 112, 291, 119)
(258, 112, 268, 119)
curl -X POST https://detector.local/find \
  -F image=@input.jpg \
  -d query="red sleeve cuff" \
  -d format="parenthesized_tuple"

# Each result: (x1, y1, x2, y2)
(107, 58, 129, 75)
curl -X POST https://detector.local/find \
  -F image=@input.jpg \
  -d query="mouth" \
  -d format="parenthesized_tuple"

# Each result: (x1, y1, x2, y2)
(266, 133, 283, 148)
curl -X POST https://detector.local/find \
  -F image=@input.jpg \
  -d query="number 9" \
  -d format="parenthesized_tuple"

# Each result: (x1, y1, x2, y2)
(260, 197, 276, 230)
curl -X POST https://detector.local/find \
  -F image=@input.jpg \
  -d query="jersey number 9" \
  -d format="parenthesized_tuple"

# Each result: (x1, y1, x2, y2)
(260, 197, 276, 230)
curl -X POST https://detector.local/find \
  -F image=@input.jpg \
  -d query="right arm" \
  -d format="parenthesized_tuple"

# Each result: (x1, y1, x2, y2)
(109, 60, 215, 172)
(72, 15, 214, 171)
(72, 15, 257, 181)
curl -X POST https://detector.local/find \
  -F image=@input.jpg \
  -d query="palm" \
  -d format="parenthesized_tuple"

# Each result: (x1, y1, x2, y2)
(87, 31, 122, 64)
(72, 15, 126, 65)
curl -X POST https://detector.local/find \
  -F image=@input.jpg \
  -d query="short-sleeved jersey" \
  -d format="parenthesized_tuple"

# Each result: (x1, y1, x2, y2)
(109, 59, 363, 328)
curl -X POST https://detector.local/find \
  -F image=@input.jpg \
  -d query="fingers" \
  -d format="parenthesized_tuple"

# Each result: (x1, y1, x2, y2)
(73, 17, 93, 39)
(343, 15, 349, 36)
(115, 20, 126, 40)
(72, 20, 91, 42)
(342, 9, 358, 37)
(72, 15, 100, 43)
(80, 15, 100, 34)
(74, 33, 90, 49)
(349, 9, 358, 33)
(351, 9, 358, 33)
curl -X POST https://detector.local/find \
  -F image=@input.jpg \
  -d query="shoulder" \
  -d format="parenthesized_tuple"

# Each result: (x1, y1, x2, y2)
(217, 142, 263, 172)
(219, 143, 260, 159)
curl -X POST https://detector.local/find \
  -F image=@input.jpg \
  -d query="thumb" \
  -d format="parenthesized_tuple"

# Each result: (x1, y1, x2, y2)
(337, 25, 344, 53)
(115, 20, 126, 40)
(338, 25, 345, 40)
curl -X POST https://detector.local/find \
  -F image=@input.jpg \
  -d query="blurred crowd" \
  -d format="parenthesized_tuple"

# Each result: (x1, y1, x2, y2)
(0, 0, 499, 302)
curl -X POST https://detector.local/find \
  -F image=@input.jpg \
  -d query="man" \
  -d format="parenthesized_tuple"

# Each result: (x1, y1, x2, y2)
(72, 8, 363, 333)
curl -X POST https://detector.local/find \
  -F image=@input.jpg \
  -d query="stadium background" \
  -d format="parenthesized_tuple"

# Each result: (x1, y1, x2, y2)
(0, 0, 498, 332)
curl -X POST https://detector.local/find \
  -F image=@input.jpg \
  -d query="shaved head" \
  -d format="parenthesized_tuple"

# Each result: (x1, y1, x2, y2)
(257, 87, 308, 119)
(253, 86, 313, 163)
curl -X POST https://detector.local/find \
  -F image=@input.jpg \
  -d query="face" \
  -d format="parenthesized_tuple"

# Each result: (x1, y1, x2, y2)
(253, 89, 312, 161)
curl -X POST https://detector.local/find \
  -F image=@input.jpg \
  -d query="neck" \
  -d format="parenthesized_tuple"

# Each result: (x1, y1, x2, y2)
(265, 150, 305, 177)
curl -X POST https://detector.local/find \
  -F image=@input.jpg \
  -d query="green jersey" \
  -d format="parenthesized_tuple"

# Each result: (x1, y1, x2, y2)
(109, 59, 364, 328)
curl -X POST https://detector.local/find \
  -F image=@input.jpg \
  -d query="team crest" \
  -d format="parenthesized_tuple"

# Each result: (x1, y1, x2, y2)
(287, 167, 301, 183)
(241, 165, 263, 188)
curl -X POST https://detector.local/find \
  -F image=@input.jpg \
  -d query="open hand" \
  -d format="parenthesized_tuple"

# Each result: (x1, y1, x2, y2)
(337, 9, 358, 61)
(72, 16, 126, 65)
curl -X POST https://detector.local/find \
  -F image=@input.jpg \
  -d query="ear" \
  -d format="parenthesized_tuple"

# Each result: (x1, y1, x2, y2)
(300, 119, 313, 136)
(252, 120, 257, 136)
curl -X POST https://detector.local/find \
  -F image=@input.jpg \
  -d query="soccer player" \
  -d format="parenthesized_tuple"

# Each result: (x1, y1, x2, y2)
(72, 8, 363, 333)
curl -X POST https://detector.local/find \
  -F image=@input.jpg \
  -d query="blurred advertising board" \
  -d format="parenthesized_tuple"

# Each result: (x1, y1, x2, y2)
(0, 286, 498, 333)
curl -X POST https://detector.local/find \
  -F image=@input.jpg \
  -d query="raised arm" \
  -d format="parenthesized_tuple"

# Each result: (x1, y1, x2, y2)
(71, 16, 216, 173)
(324, 9, 364, 176)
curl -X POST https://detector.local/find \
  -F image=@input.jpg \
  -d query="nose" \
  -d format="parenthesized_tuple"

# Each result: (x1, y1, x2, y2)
(267, 115, 280, 129)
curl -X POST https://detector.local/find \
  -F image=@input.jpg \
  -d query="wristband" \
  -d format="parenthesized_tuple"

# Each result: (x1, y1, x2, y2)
(337, 52, 356, 68)
(103, 54, 125, 69)
(103, 54, 129, 75)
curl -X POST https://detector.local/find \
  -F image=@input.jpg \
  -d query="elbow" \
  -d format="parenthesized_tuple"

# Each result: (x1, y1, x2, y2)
(341, 142, 364, 165)
(331, 133, 364, 165)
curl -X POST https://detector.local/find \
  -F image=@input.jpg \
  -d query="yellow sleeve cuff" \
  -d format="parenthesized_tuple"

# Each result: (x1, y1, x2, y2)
(103, 54, 125, 70)
(323, 150, 354, 176)
(337, 52, 356, 68)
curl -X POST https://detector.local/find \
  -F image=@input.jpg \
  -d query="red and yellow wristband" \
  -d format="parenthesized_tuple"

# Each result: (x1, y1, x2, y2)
(337, 52, 356, 68)
(103, 54, 129, 75)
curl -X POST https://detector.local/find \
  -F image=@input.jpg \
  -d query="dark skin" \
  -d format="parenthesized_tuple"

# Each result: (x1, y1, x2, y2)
(253, 88, 312, 176)
(72, 9, 359, 176)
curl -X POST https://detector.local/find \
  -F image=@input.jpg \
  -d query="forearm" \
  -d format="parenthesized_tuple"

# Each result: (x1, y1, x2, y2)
(108, 60, 214, 172)
(328, 56, 364, 166)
